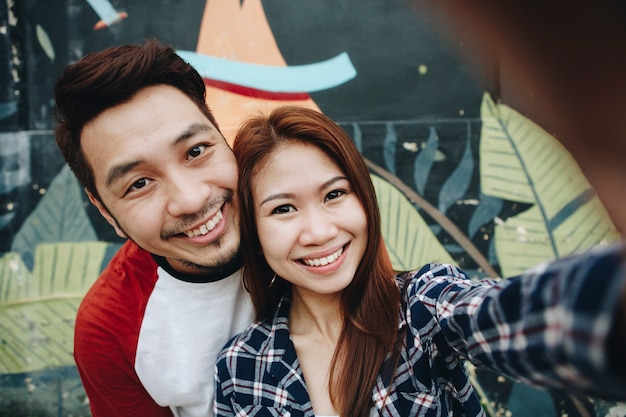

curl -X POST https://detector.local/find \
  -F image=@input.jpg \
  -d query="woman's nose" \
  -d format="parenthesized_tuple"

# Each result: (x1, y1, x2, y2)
(298, 207, 338, 246)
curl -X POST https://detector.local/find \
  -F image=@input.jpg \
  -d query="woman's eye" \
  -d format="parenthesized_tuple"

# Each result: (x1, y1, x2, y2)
(188, 144, 207, 159)
(271, 204, 295, 215)
(325, 189, 346, 201)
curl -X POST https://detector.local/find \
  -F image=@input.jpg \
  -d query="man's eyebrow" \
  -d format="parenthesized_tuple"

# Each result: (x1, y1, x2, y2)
(259, 176, 348, 207)
(172, 123, 215, 147)
(105, 160, 142, 188)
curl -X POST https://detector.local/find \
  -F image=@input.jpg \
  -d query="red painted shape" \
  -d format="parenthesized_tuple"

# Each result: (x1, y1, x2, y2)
(203, 78, 311, 101)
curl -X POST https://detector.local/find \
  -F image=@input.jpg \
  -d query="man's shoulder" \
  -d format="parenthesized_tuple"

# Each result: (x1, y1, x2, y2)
(77, 241, 159, 318)
(93, 241, 158, 285)
(105, 240, 157, 271)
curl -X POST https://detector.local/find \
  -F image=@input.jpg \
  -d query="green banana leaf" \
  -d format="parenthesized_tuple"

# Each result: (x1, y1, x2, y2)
(372, 174, 455, 270)
(479, 93, 619, 276)
(0, 242, 109, 374)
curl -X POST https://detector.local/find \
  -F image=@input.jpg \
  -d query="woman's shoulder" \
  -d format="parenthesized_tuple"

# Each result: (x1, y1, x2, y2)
(218, 318, 276, 360)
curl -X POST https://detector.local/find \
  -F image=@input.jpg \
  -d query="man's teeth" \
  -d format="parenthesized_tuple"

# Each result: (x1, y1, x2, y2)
(184, 210, 223, 237)
(303, 247, 343, 267)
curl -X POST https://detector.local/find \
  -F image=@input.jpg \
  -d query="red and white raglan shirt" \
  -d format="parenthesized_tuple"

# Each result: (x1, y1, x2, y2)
(74, 240, 254, 417)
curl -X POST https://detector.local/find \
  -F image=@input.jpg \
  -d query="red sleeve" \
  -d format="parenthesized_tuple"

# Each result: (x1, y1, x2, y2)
(74, 241, 173, 417)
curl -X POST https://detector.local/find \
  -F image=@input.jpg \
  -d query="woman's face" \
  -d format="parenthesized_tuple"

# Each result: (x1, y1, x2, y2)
(252, 142, 368, 299)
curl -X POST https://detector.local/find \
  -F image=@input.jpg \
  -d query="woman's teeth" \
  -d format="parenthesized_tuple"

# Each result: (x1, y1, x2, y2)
(302, 247, 343, 267)
(184, 210, 223, 237)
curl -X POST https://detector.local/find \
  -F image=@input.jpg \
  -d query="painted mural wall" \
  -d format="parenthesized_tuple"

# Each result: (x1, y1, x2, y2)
(0, 0, 622, 416)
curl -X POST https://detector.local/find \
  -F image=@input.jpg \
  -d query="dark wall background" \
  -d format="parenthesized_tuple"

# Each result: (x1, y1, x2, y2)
(0, 2, 621, 417)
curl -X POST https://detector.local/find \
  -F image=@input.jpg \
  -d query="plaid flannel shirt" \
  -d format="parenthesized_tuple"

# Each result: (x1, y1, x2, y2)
(215, 244, 626, 417)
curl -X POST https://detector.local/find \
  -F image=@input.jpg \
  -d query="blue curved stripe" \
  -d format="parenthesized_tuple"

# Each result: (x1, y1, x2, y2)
(85, 0, 119, 25)
(176, 51, 357, 93)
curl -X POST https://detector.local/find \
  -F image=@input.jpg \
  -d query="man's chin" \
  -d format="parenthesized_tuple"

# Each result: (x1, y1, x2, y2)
(179, 247, 242, 275)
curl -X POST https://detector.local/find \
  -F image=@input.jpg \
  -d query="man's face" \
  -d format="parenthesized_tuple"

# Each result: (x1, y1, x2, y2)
(82, 84, 240, 275)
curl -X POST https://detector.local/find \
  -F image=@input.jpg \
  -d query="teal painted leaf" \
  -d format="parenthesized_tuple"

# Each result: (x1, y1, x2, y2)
(438, 135, 473, 214)
(506, 382, 556, 416)
(414, 126, 438, 195)
(350, 122, 363, 153)
(0, 101, 17, 120)
(383, 122, 397, 175)
(479, 93, 619, 276)
(372, 174, 455, 269)
(468, 192, 503, 239)
(11, 165, 97, 269)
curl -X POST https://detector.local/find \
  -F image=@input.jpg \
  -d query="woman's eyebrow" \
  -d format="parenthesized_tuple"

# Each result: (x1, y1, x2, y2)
(259, 193, 293, 207)
(258, 176, 348, 207)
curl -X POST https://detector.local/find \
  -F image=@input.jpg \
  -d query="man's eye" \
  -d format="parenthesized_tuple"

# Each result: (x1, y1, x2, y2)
(271, 205, 295, 215)
(129, 178, 150, 191)
(188, 145, 207, 159)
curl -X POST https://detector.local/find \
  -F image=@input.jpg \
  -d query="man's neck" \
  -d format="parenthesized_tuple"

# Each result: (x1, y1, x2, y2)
(151, 252, 242, 283)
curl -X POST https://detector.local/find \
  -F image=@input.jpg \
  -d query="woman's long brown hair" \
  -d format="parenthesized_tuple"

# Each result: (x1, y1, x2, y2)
(233, 106, 400, 417)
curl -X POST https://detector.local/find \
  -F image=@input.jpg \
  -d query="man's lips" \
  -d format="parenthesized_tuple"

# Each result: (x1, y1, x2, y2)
(182, 209, 224, 237)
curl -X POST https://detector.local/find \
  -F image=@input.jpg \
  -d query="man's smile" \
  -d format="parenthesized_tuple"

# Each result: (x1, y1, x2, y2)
(184, 209, 224, 237)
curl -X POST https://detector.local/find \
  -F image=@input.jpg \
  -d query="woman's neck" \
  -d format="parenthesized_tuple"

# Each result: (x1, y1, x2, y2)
(288, 288, 342, 416)
(288, 288, 342, 340)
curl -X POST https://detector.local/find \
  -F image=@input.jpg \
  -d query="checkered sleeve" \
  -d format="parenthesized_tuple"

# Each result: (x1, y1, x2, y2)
(406, 243, 626, 401)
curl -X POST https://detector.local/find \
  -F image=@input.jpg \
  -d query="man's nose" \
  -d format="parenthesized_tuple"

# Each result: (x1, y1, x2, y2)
(166, 172, 209, 217)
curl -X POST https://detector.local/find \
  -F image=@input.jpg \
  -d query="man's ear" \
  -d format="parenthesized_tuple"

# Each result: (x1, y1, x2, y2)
(86, 189, 127, 239)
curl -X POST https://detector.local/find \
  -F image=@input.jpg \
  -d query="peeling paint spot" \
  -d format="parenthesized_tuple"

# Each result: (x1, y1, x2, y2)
(402, 141, 418, 152)
(9, 258, 19, 271)
(24, 377, 36, 392)
(8, 0, 17, 26)
(456, 199, 479, 206)
(434, 149, 446, 162)
(607, 404, 626, 417)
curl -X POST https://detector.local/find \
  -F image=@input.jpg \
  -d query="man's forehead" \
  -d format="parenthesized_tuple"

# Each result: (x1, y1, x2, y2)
(81, 89, 217, 148)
